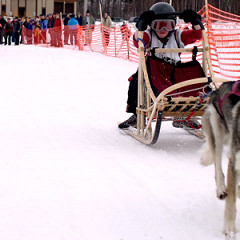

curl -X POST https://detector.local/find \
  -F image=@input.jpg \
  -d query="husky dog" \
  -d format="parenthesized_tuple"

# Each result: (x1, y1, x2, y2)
(201, 80, 240, 237)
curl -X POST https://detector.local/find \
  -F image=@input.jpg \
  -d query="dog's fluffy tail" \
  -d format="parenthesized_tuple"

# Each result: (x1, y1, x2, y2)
(231, 102, 240, 171)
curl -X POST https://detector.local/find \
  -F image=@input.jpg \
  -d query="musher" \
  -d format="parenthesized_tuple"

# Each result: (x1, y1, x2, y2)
(118, 2, 203, 129)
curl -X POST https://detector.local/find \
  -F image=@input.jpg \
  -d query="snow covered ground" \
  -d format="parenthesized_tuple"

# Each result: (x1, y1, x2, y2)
(0, 45, 236, 240)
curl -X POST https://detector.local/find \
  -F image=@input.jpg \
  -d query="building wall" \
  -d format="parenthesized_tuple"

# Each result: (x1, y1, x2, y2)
(11, 0, 17, 16)
(45, 0, 54, 15)
(5, 0, 10, 16)
(19, 0, 24, 7)
(0, 0, 76, 17)
(26, 0, 36, 17)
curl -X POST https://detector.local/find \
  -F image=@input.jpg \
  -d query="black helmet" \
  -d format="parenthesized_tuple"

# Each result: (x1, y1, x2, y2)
(150, 2, 176, 21)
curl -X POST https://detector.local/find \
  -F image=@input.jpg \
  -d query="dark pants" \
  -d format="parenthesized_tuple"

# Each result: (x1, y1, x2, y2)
(0, 29, 4, 44)
(12, 32, 15, 42)
(14, 32, 20, 45)
(64, 28, 69, 44)
(4, 32, 12, 45)
(126, 71, 138, 114)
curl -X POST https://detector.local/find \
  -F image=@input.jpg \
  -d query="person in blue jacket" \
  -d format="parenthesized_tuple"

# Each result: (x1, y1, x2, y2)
(27, 19, 35, 44)
(39, 14, 48, 43)
(68, 14, 78, 45)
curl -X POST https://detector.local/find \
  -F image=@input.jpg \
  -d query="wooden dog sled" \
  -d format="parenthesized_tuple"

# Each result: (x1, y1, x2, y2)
(122, 21, 228, 145)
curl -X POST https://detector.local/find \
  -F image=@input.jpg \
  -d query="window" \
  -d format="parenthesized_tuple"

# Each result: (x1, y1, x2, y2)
(54, 2, 64, 13)
(19, 7, 25, 17)
(2, 5, 6, 15)
(42, 8, 46, 16)
(65, 3, 74, 14)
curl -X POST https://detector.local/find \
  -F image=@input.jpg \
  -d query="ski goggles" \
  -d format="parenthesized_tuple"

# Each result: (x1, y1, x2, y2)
(151, 19, 175, 32)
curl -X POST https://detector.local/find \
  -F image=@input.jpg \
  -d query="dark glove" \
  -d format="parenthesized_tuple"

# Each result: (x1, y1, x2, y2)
(136, 10, 155, 31)
(181, 9, 201, 25)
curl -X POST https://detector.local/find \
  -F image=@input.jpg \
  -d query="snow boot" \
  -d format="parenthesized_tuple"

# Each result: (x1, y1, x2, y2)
(118, 114, 137, 129)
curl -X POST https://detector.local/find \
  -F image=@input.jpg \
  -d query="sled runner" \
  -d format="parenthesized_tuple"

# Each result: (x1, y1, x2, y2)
(121, 16, 228, 145)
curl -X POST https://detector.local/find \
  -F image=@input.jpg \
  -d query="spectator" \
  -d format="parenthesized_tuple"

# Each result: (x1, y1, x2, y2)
(39, 14, 48, 43)
(4, 18, 13, 45)
(82, 9, 95, 46)
(33, 20, 41, 44)
(47, 14, 55, 46)
(12, 17, 21, 45)
(27, 19, 34, 44)
(120, 21, 131, 41)
(23, 17, 29, 28)
(19, 17, 24, 44)
(68, 13, 78, 45)
(0, 15, 7, 44)
(47, 14, 54, 28)
(21, 17, 29, 44)
(76, 13, 84, 49)
(63, 13, 70, 45)
(52, 13, 56, 27)
(28, 19, 35, 30)
(76, 13, 83, 26)
(102, 12, 112, 46)
(54, 13, 63, 47)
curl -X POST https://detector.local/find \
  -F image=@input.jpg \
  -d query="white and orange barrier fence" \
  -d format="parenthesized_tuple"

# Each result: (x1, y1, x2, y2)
(21, 4, 240, 80)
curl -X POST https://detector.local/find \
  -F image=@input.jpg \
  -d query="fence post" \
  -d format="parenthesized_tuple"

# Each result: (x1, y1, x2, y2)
(127, 25, 130, 60)
(114, 27, 117, 57)
(203, 0, 210, 74)
(127, 35, 129, 60)
(205, 0, 209, 24)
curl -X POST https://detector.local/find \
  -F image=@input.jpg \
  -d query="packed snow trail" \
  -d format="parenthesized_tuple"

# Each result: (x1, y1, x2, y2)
(0, 45, 236, 240)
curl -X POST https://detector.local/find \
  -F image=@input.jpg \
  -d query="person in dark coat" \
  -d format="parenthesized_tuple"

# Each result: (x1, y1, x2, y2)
(12, 17, 21, 45)
(48, 13, 56, 46)
(23, 17, 29, 28)
(4, 18, 13, 45)
(63, 13, 70, 45)
(76, 13, 82, 26)
(0, 15, 7, 44)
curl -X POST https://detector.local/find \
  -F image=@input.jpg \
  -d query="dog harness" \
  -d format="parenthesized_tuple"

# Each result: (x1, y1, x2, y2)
(217, 80, 240, 117)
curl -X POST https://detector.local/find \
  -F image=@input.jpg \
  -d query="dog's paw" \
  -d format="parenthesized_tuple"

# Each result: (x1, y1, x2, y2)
(223, 226, 236, 239)
(223, 218, 237, 239)
(217, 187, 228, 200)
(223, 230, 236, 240)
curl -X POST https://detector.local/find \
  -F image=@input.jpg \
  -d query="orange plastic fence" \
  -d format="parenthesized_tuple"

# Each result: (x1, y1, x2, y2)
(21, 24, 138, 62)
(206, 4, 240, 79)
(21, 4, 240, 80)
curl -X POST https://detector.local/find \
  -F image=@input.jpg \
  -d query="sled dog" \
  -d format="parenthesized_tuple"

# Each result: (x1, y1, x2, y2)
(201, 80, 240, 237)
